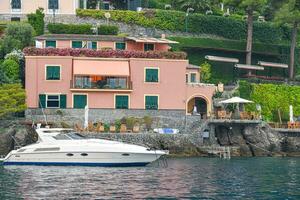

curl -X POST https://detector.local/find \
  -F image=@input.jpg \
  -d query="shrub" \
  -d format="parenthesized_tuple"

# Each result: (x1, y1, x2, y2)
(1, 59, 20, 83)
(98, 25, 119, 35)
(27, 8, 45, 36)
(47, 23, 93, 34)
(0, 84, 26, 118)
(23, 47, 187, 60)
(0, 36, 22, 58)
(76, 9, 291, 44)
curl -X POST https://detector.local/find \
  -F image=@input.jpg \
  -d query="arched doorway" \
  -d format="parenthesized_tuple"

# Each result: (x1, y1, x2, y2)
(187, 96, 208, 118)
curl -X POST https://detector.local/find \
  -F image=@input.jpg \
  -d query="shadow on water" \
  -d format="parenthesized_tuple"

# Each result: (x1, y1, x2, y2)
(0, 157, 300, 199)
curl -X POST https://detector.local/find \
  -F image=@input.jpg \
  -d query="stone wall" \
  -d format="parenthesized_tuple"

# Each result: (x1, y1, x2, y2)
(25, 108, 203, 134)
(0, 14, 206, 37)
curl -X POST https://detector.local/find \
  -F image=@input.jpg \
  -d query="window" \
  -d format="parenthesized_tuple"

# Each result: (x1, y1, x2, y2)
(87, 41, 97, 49)
(45, 40, 56, 48)
(104, 2, 110, 10)
(190, 73, 196, 83)
(73, 94, 87, 109)
(115, 95, 129, 109)
(11, 0, 21, 12)
(144, 43, 154, 51)
(186, 74, 189, 83)
(145, 68, 159, 82)
(46, 66, 60, 80)
(116, 42, 126, 50)
(48, 0, 59, 10)
(46, 95, 60, 108)
(145, 96, 158, 110)
(39, 94, 66, 109)
(79, 0, 84, 9)
(72, 41, 83, 48)
(11, 17, 20, 21)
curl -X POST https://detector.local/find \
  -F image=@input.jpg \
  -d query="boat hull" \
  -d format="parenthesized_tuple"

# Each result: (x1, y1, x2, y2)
(3, 151, 164, 167)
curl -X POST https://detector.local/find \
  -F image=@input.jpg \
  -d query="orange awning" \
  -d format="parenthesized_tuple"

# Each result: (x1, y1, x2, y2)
(73, 60, 130, 76)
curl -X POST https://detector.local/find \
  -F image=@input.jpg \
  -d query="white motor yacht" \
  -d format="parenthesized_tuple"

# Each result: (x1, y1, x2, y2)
(2, 128, 167, 167)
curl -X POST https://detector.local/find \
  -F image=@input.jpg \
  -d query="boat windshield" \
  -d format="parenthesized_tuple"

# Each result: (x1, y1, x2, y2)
(53, 133, 85, 140)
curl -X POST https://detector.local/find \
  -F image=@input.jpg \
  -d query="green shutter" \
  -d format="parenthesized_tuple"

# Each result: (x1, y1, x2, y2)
(116, 95, 128, 109)
(46, 66, 60, 80)
(92, 42, 97, 49)
(39, 94, 46, 108)
(60, 94, 67, 108)
(116, 42, 125, 50)
(73, 95, 87, 109)
(46, 40, 56, 48)
(145, 96, 158, 110)
(72, 41, 82, 48)
(145, 68, 158, 82)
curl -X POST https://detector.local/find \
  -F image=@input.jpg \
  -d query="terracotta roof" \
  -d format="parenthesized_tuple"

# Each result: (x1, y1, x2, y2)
(35, 34, 125, 42)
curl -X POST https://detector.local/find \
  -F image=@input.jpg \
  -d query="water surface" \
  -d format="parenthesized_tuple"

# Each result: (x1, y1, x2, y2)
(0, 157, 299, 199)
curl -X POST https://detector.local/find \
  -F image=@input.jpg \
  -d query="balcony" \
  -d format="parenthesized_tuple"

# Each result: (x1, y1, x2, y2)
(70, 76, 133, 92)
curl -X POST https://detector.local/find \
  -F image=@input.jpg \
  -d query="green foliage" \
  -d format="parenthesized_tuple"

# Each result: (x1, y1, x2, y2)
(143, 116, 153, 131)
(4, 22, 35, 48)
(0, 36, 22, 58)
(27, 8, 45, 36)
(47, 23, 93, 34)
(97, 25, 119, 35)
(76, 9, 291, 43)
(238, 82, 300, 122)
(224, 0, 268, 13)
(0, 84, 26, 118)
(1, 59, 20, 83)
(200, 62, 211, 83)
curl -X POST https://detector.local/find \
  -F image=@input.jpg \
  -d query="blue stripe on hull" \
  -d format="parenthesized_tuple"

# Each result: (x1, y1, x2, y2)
(2, 162, 150, 167)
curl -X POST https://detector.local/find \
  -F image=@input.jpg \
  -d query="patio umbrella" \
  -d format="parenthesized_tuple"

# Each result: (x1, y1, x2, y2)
(219, 97, 253, 119)
(219, 97, 253, 104)
(290, 105, 294, 123)
(84, 105, 89, 129)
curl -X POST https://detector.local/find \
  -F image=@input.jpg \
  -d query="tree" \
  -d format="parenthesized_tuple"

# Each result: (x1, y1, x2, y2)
(27, 8, 45, 36)
(0, 36, 22, 59)
(225, 0, 267, 67)
(275, 0, 300, 79)
(200, 62, 212, 83)
(176, 0, 212, 13)
(4, 22, 35, 49)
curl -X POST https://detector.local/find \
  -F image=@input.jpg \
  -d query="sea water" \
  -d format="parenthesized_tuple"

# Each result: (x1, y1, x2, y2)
(0, 157, 299, 199)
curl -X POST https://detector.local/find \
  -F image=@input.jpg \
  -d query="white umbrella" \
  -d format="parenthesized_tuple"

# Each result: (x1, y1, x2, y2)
(84, 105, 89, 129)
(290, 105, 294, 123)
(219, 97, 253, 104)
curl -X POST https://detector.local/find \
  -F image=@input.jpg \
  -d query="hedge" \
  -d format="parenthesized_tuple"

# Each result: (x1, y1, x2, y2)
(27, 8, 45, 36)
(47, 23, 93, 34)
(47, 23, 119, 35)
(168, 37, 292, 56)
(23, 47, 187, 60)
(98, 25, 119, 35)
(76, 9, 291, 44)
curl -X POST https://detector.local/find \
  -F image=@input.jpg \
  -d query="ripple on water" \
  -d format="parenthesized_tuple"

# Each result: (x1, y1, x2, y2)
(0, 157, 300, 199)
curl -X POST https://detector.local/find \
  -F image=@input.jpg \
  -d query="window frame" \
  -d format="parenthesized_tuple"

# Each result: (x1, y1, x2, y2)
(46, 94, 60, 109)
(115, 42, 126, 50)
(144, 95, 159, 110)
(72, 40, 83, 48)
(114, 94, 130, 109)
(11, 0, 21, 13)
(144, 67, 159, 83)
(45, 65, 61, 81)
(45, 40, 56, 48)
(72, 94, 88, 109)
(144, 43, 155, 51)
(190, 73, 197, 83)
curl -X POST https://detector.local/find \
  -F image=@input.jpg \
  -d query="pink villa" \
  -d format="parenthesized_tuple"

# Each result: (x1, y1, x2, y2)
(25, 34, 215, 121)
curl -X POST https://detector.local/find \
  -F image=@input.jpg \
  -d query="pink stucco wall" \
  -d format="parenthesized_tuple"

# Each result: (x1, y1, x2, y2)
(0, 0, 76, 14)
(98, 41, 115, 50)
(57, 40, 71, 48)
(25, 56, 215, 113)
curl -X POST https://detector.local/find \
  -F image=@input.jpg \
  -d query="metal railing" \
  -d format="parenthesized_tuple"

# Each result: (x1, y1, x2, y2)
(70, 80, 133, 90)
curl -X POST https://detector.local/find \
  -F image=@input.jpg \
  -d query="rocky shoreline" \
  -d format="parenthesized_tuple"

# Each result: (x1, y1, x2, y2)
(0, 120, 300, 157)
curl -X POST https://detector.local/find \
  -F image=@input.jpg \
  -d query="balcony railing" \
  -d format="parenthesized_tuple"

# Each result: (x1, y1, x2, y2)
(70, 78, 132, 91)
